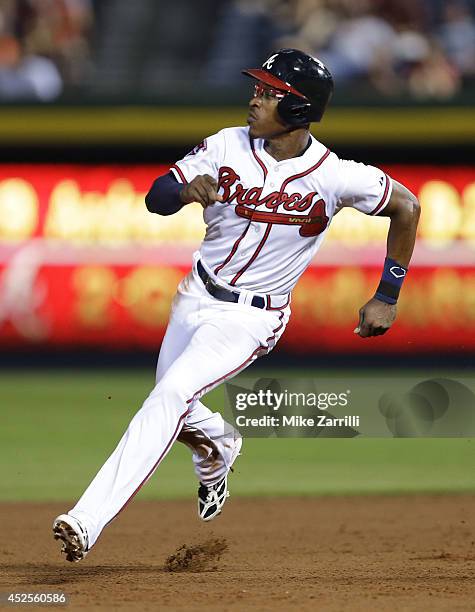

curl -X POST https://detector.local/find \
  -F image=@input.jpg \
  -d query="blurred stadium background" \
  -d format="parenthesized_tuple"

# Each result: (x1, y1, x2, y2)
(0, 0, 474, 502)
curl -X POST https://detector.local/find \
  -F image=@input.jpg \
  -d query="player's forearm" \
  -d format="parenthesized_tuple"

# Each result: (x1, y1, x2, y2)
(385, 193, 420, 267)
(371, 185, 420, 308)
(381, 180, 420, 268)
(145, 172, 185, 216)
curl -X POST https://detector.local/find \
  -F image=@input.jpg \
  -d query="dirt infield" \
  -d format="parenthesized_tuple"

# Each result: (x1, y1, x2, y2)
(1, 496, 475, 611)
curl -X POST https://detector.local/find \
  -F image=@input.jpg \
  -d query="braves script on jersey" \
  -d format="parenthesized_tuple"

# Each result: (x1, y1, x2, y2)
(171, 127, 392, 296)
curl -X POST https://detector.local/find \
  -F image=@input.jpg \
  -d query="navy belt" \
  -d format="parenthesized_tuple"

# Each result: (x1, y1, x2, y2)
(197, 260, 265, 309)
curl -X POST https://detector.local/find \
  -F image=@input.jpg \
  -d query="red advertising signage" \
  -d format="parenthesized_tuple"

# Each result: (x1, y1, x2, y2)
(0, 164, 474, 353)
(0, 263, 473, 353)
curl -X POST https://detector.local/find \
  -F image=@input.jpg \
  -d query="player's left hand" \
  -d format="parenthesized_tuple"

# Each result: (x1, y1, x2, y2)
(354, 297, 397, 338)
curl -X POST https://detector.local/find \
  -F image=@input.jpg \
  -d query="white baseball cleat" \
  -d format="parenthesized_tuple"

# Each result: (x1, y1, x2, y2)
(52, 514, 89, 562)
(198, 433, 242, 521)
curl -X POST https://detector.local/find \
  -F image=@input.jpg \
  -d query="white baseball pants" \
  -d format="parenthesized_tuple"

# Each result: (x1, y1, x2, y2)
(68, 262, 289, 548)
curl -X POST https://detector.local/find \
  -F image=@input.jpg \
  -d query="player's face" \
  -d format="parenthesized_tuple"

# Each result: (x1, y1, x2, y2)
(247, 82, 289, 138)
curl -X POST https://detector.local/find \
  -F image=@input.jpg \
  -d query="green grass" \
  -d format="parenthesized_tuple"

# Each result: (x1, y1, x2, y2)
(0, 369, 474, 501)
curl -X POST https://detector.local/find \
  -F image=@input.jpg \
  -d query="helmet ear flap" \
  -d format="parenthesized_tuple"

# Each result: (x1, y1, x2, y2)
(277, 94, 312, 126)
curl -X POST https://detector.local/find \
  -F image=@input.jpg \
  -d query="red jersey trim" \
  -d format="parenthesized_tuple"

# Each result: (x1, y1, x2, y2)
(279, 148, 330, 192)
(251, 138, 268, 179)
(171, 164, 188, 184)
(370, 174, 391, 215)
(266, 294, 291, 311)
(230, 223, 272, 285)
(214, 224, 251, 274)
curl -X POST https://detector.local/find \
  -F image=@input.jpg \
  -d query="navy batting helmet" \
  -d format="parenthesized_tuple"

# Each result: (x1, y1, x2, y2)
(242, 49, 334, 126)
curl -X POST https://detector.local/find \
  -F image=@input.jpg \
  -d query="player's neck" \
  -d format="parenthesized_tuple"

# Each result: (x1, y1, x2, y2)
(264, 129, 311, 162)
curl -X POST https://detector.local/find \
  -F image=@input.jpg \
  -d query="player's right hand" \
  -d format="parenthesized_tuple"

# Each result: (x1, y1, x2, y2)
(180, 174, 224, 208)
(354, 297, 397, 338)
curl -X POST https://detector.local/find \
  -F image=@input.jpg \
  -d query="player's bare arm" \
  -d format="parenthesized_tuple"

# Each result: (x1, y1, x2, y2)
(355, 180, 420, 338)
(380, 180, 421, 268)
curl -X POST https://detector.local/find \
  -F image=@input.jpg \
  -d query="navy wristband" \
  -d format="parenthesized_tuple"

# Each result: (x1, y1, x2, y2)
(375, 257, 407, 305)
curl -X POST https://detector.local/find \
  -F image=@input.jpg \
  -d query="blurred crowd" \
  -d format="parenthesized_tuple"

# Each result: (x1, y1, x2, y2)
(206, 0, 475, 99)
(0, 0, 93, 101)
(0, 0, 474, 101)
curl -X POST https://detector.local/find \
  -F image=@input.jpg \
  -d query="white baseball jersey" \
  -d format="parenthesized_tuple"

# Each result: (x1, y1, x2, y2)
(171, 127, 392, 297)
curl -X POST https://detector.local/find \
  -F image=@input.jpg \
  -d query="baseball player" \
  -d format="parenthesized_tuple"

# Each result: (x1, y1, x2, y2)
(53, 49, 420, 562)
